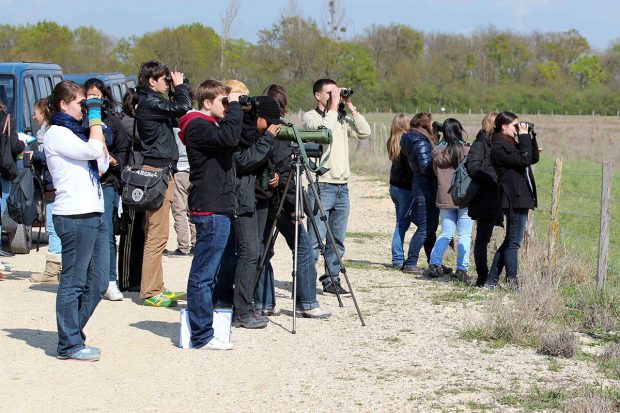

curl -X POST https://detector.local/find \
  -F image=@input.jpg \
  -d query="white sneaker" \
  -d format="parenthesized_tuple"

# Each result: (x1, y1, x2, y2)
(104, 282, 124, 301)
(199, 337, 233, 351)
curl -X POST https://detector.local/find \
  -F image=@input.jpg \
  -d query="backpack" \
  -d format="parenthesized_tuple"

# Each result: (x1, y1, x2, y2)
(0, 113, 18, 181)
(448, 154, 480, 207)
(7, 166, 45, 226)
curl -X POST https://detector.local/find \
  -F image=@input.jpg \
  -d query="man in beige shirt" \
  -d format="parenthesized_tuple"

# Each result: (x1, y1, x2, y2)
(303, 78, 371, 296)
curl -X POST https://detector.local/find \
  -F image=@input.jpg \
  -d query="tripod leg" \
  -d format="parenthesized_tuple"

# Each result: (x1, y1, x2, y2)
(304, 164, 366, 326)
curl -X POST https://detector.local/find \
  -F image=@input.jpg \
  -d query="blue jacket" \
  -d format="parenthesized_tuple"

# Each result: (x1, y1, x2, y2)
(400, 128, 437, 194)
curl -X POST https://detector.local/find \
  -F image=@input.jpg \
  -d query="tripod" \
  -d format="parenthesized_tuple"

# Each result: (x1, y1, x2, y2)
(254, 146, 365, 334)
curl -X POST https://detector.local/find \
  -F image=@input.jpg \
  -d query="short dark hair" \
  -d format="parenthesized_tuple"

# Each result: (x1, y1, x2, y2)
(122, 88, 139, 118)
(262, 84, 288, 116)
(196, 80, 230, 109)
(139, 60, 169, 87)
(312, 78, 336, 95)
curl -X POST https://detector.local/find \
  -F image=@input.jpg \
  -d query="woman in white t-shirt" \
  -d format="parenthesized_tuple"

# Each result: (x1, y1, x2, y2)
(43, 80, 109, 362)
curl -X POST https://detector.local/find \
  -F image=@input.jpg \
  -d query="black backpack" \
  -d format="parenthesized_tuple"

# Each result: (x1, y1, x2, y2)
(7, 166, 45, 226)
(448, 155, 480, 208)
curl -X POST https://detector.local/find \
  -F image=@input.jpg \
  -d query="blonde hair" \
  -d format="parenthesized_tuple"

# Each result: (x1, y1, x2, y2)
(386, 113, 411, 161)
(223, 79, 249, 95)
(482, 112, 498, 137)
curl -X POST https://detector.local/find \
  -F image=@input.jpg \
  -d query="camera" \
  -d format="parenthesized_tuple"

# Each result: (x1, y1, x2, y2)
(276, 124, 332, 145)
(260, 168, 276, 191)
(432, 121, 444, 135)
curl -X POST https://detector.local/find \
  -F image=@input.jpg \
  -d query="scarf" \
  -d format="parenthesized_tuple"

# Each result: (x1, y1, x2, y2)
(51, 112, 101, 196)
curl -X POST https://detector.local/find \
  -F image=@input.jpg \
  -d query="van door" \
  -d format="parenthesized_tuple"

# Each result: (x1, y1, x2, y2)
(22, 76, 36, 134)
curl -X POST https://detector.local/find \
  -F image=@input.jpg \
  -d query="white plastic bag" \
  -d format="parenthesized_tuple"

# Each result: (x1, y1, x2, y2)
(180, 307, 233, 349)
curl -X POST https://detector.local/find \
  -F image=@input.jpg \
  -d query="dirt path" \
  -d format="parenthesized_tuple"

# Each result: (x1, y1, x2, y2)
(0, 175, 609, 412)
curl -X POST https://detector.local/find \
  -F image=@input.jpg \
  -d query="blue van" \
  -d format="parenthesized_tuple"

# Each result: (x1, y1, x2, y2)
(0, 62, 63, 135)
(63, 72, 128, 113)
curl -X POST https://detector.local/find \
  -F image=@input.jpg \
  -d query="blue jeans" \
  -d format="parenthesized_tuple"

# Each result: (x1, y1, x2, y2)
(306, 182, 349, 286)
(430, 208, 473, 271)
(406, 187, 439, 267)
(487, 209, 528, 285)
(187, 214, 231, 348)
(45, 202, 61, 254)
(255, 204, 319, 311)
(102, 186, 119, 282)
(54, 213, 109, 357)
(0, 174, 10, 239)
(389, 185, 414, 266)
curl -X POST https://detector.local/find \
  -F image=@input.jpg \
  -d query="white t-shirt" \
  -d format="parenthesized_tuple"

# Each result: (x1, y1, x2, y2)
(43, 125, 109, 215)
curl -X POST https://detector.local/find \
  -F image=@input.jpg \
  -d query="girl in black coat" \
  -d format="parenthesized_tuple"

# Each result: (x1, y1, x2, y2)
(484, 112, 539, 288)
(466, 112, 503, 286)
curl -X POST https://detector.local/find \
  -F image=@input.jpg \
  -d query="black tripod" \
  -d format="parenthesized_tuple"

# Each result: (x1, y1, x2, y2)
(254, 146, 365, 333)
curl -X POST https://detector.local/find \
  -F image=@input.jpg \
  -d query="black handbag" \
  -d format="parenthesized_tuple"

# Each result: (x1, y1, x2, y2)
(0, 113, 18, 181)
(120, 166, 169, 211)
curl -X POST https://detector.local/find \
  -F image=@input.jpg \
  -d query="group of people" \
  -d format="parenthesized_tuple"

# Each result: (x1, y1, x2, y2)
(0, 59, 373, 360)
(387, 111, 539, 288)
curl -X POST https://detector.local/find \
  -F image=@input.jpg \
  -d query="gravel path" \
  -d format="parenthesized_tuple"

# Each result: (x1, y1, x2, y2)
(0, 175, 609, 412)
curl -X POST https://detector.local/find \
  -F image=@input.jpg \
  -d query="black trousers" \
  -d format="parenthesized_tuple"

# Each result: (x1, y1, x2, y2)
(117, 208, 144, 292)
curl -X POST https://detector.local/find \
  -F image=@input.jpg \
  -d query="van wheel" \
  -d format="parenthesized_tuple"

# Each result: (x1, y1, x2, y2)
(9, 224, 32, 254)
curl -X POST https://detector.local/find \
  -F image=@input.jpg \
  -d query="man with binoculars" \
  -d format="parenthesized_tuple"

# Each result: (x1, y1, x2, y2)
(303, 79, 371, 296)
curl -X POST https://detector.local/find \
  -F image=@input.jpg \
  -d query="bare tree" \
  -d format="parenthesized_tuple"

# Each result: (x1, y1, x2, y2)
(220, 0, 240, 78)
(326, 0, 347, 40)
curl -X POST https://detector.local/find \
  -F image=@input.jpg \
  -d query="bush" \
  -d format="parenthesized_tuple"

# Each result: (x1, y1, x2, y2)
(539, 331, 577, 358)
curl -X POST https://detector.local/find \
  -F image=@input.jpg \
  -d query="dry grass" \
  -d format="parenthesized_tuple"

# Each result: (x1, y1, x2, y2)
(565, 386, 619, 413)
(539, 331, 577, 358)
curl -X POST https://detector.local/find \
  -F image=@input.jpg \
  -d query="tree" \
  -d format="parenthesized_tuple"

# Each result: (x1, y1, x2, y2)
(485, 34, 531, 81)
(569, 54, 604, 87)
(331, 42, 376, 88)
(68, 26, 118, 72)
(361, 24, 423, 80)
(219, 0, 240, 78)
(14, 21, 74, 63)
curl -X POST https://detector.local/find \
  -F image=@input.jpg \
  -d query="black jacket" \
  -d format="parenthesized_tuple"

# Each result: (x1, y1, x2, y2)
(136, 85, 191, 168)
(389, 151, 413, 190)
(491, 133, 539, 210)
(100, 113, 131, 189)
(233, 110, 275, 215)
(400, 128, 437, 194)
(0, 111, 25, 184)
(466, 130, 502, 222)
(181, 104, 243, 214)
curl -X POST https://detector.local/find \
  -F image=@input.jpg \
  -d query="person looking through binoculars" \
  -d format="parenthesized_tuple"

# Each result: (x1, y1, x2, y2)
(303, 79, 371, 296)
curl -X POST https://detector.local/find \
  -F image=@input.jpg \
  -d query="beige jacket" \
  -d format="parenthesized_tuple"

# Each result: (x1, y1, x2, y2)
(302, 109, 371, 184)
(431, 142, 469, 208)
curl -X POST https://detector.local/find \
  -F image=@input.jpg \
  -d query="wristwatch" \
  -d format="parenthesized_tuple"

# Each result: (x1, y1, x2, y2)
(349, 105, 358, 114)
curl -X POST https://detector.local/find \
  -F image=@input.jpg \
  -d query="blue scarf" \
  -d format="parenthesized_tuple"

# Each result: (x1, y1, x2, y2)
(50, 112, 101, 196)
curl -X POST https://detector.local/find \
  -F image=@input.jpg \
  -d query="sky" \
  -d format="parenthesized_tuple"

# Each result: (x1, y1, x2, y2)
(2, 0, 619, 51)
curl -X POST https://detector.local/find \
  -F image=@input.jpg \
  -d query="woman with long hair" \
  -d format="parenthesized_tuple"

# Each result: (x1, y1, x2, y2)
(400, 112, 440, 274)
(484, 111, 538, 288)
(427, 118, 472, 281)
(386, 113, 413, 269)
(466, 112, 504, 286)
(44, 80, 109, 361)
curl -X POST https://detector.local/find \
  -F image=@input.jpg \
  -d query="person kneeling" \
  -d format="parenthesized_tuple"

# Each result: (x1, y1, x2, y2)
(179, 80, 243, 350)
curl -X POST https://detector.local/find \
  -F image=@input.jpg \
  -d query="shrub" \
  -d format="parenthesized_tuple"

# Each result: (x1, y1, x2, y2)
(539, 331, 577, 358)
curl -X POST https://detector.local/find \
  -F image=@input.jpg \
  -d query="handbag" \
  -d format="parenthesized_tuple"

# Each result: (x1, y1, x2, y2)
(120, 166, 169, 211)
(0, 113, 18, 181)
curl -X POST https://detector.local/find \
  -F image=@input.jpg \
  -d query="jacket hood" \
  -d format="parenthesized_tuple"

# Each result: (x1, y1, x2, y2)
(178, 110, 218, 144)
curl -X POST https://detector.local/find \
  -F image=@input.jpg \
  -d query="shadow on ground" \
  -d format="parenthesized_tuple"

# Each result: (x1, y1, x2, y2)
(130, 321, 179, 347)
(3, 328, 57, 356)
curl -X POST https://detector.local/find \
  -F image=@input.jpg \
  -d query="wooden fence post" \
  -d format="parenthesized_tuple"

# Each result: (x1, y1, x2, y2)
(596, 161, 613, 292)
(547, 158, 563, 275)
(522, 164, 536, 259)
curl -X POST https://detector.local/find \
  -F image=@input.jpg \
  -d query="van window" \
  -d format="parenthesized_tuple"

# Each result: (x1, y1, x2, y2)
(53, 76, 62, 86)
(37, 76, 53, 98)
(112, 84, 122, 106)
(0, 75, 16, 115)
(23, 77, 36, 132)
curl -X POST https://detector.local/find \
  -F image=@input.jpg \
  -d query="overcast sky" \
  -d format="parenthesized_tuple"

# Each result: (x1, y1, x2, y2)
(2, 0, 618, 51)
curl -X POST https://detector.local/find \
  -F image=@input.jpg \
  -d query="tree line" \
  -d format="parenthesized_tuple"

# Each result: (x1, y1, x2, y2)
(1, 17, 620, 115)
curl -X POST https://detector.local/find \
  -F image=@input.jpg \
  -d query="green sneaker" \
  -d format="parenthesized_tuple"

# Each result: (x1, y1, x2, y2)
(162, 290, 187, 302)
(143, 294, 177, 307)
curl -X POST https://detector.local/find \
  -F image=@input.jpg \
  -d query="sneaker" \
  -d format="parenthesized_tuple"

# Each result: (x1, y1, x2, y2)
(482, 282, 499, 290)
(426, 264, 443, 278)
(104, 282, 124, 301)
(198, 337, 233, 351)
(143, 293, 177, 307)
(323, 282, 351, 297)
(0, 249, 15, 258)
(402, 265, 425, 275)
(233, 312, 268, 329)
(455, 269, 473, 285)
(261, 306, 281, 317)
(297, 307, 331, 319)
(57, 347, 101, 362)
(86, 346, 102, 354)
(163, 248, 191, 257)
(162, 290, 186, 301)
(442, 265, 454, 275)
(391, 263, 403, 270)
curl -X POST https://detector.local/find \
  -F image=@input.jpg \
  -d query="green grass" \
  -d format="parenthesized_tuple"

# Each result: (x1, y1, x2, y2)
(498, 387, 566, 411)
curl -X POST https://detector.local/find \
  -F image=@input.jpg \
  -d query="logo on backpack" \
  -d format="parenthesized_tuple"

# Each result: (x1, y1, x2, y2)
(131, 188, 144, 202)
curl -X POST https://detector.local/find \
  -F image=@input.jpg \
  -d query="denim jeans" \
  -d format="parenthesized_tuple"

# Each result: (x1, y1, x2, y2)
(430, 208, 473, 271)
(255, 204, 319, 311)
(102, 186, 119, 282)
(487, 209, 528, 285)
(45, 202, 62, 254)
(473, 218, 497, 286)
(187, 214, 231, 348)
(405, 188, 439, 267)
(0, 174, 10, 240)
(306, 182, 349, 287)
(54, 213, 109, 357)
(389, 185, 414, 267)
